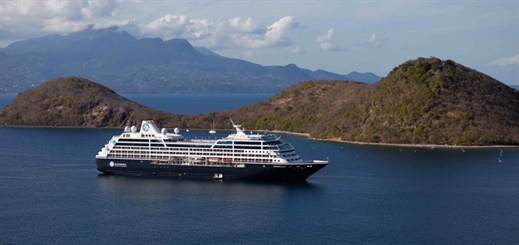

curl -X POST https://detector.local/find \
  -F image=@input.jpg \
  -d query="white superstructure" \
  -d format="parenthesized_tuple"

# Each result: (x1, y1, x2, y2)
(96, 120, 322, 167)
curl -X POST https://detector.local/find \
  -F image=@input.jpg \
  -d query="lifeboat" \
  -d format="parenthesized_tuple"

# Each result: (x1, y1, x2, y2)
(208, 157, 222, 162)
(223, 158, 233, 163)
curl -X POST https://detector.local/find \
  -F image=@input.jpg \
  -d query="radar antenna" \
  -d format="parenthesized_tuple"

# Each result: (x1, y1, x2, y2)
(229, 119, 245, 134)
(230, 119, 241, 128)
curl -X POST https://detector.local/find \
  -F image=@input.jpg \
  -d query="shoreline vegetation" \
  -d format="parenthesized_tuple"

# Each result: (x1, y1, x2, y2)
(1, 57, 519, 147)
(1, 124, 517, 149)
(258, 128, 519, 148)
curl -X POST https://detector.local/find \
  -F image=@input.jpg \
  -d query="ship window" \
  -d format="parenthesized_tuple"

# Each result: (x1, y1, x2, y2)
(214, 145, 232, 149)
(119, 138, 149, 142)
(234, 141, 262, 145)
(264, 140, 283, 145)
(234, 146, 262, 149)
(116, 142, 148, 147)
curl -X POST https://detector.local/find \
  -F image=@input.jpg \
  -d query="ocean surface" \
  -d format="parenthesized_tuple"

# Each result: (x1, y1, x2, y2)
(0, 94, 16, 110)
(1, 94, 519, 244)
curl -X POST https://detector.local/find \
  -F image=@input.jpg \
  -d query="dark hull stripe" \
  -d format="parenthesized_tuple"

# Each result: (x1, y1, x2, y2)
(96, 159, 326, 181)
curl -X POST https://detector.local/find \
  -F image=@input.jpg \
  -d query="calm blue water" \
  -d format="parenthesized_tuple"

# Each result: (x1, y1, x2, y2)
(0, 94, 16, 110)
(1, 95, 519, 244)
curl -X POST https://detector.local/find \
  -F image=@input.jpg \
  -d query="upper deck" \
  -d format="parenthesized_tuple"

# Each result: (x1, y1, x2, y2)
(96, 120, 327, 166)
(119, 120, 283, 145)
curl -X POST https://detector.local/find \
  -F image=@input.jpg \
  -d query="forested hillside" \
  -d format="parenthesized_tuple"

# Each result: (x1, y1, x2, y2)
(216, 57, 519, 145)
(2, 57, 518, 146)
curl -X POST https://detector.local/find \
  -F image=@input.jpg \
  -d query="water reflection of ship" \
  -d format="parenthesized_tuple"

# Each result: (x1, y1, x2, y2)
(95, 174, 322, 206)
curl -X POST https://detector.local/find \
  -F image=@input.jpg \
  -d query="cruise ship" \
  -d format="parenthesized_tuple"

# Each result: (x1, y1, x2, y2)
(95, 120, 328, 181)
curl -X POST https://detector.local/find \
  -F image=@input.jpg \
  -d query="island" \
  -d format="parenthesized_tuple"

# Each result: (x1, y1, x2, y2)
(1, 57, 518, 146)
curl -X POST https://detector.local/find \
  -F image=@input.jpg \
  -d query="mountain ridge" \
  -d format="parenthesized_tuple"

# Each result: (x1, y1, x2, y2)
(0, 26, 380, 94)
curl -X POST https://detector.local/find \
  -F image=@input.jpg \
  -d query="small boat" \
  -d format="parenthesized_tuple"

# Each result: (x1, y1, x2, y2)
(208, 157, 222, 162)
(209, 118, 216, 134)
(223, 158, 233, 163)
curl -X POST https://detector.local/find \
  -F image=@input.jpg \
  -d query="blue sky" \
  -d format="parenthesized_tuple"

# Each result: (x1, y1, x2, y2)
(1, 0, 517, 85)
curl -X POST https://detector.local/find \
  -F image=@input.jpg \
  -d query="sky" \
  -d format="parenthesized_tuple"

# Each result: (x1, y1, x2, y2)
(1, 0, 518, 85)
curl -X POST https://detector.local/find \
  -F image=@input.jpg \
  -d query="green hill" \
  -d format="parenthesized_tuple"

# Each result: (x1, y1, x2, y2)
(1, 57, 518, 146)
(217, 57, 519, 145)
(362, 57, 519, 145)
(0, 77, 184, 127)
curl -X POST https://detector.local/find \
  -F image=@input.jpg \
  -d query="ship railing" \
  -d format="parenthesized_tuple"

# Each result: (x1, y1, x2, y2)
(188, 139, 217, 143)
(306, 160, 328, 164)
(149, 160, 243, 168)
(107, 152, 279, 165)
(280, 144, 294, 149)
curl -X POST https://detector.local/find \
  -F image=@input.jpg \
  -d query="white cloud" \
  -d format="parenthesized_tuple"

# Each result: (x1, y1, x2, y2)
(244, 50, 254, 58)
(368, 33, 377, 45)
(139, 14, 211, 39)
(316, 29, 343, 52)
(242, 50, 263, 59)
(486, 55, 519, 66)
(0, 1, 301, 50)
(0, 0, 124, 38)
(320, 42, 342, 52)
(81, 1, 119, 19)
(138, 15, 299, 49)
(363, 32, 387, 47)
(93, 18, 136, 30)
(317, 29, 334, 43)
(228, 17, 264, 34)
(367, 33, 383, 47)
(268, 16, 299, 37)
(289, 47, 305, 54)
(232, 16, 299, 49)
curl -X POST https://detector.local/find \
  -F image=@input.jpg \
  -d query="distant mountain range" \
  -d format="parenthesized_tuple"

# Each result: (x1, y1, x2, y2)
(0, 26, 381, 94)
